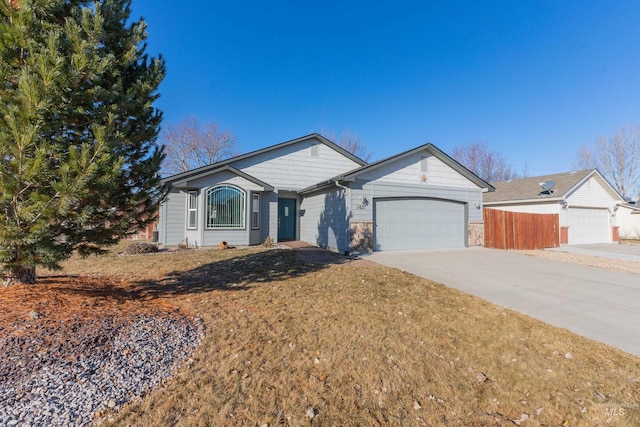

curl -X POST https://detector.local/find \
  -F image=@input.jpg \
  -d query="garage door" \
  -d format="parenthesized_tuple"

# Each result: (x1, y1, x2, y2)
(374, 198, 466, 251)
(567, 207, 610, 244)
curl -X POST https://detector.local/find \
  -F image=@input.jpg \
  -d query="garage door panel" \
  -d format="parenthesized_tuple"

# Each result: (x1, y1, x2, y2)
(567, 207, 610, 244)
(374, 198, 466, 251)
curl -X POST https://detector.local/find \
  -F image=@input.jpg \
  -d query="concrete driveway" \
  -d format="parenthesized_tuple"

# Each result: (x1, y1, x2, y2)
(364, 247, 640, 356)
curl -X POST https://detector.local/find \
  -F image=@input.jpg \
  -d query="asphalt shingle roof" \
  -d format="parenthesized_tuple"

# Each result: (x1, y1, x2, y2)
(483, 169, 594, 203)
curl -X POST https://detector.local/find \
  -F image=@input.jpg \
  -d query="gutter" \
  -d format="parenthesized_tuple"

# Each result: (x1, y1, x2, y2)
(484, 197, 563, 206)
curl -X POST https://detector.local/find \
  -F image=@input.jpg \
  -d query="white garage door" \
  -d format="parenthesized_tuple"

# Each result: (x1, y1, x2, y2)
(374, 198, 466, 251)
(567, 207, 610, 244)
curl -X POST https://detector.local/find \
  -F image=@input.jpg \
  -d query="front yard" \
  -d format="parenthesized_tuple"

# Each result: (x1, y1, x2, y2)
(3, 245, 640, 425)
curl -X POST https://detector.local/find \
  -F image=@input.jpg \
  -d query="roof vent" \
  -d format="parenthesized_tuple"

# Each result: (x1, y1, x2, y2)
(538, 180, 556, 195)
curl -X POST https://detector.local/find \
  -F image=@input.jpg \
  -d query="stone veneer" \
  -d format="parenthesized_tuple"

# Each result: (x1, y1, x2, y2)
(468, 222, 484, 246)
(349, 221, 373, 252)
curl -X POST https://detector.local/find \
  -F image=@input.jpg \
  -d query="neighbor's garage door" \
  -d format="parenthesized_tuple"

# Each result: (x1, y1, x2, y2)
(567, 207, 610, 244)
(374, 198, 466, 251)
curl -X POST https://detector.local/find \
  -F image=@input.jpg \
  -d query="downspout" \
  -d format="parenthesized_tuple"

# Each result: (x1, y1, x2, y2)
(335, 180, 351, 255)
(335, 180, 349, 192)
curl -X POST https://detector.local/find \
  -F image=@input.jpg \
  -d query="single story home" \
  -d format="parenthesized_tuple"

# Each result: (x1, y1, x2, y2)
(157, 133, 493, 253)
(483, 169, 625, 245)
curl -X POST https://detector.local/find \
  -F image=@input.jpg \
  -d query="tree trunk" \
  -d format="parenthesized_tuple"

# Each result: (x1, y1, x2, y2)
(3, 266, 36, 286)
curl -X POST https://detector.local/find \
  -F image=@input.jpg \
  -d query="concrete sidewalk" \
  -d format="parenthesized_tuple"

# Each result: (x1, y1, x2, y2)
(364, 247, 640, 356)
(547, 243, 640, 262)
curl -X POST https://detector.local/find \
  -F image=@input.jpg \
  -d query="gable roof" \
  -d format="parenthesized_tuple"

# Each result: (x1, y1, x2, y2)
(172, 165, 274, 191)
(484, 169, 624, 204)
(299, 142, 494, 194)
(162, 133, 367, 186)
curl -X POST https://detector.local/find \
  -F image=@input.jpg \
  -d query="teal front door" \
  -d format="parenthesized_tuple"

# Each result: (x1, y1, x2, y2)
(278, 198, 296, 241)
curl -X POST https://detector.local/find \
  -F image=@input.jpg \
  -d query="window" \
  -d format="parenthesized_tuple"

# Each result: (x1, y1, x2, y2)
(206, 185, 245, 229)
(251, 193, 260, 229)
(187, 191, 197, 229)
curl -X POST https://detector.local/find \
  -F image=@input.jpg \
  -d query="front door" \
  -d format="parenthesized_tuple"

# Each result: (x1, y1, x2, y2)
(278, 198, 296, 241)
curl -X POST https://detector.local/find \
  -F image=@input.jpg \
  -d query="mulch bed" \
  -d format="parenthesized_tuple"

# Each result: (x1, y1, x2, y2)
(0, 275, 187, 349)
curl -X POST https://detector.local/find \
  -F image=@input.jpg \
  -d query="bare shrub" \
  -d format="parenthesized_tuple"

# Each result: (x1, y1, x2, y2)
(124, 242, 159, 255)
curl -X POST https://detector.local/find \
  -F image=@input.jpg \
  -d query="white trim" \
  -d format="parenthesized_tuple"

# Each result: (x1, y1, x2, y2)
(251, 193, 260, 230)
(187, 191, 198, 230)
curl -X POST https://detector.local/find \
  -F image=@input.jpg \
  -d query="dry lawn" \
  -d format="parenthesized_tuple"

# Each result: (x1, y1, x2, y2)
(14, 244, 640, 426)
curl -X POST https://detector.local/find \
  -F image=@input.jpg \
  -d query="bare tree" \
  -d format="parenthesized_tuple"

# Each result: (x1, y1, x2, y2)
(321, 128, 373, 162)
(576, 124, 640, 197)
(452, 141, 521, 183)
(161, 117, 239, 175)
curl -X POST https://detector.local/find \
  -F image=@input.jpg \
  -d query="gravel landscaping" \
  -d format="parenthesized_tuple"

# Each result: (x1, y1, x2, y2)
(0, 312, 203, 426)
(0, 275, 204, 427)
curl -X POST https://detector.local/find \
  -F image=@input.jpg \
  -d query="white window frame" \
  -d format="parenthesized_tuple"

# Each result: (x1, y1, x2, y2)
(251, 193, 260, 229)
(206, 185, 246, 229)
(187, 191, 197, 230)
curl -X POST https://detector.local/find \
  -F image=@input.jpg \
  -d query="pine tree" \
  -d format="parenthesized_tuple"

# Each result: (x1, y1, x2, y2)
(0, 0, 165, 284)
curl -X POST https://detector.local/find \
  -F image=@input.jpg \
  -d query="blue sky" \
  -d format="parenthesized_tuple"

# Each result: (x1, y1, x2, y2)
(131, 0, 640, 176)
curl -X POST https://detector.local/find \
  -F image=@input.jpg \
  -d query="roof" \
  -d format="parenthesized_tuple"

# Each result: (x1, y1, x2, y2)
(162, 133, 367, 186)
(483, 169, 624, 204)
(172, 165, 274, 191)
(618, 203, 640, 213)
(299, 142, 494, 194)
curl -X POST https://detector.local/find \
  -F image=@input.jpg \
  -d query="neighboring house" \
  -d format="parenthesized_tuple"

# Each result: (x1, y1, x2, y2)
(616, 202, 640, 240)
(483, 169, 625, 245)
(128, 220, 157, 240)
(157, 133, 493, 253)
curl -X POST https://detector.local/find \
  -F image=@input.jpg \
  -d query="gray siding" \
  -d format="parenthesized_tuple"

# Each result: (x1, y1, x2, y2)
(158, 196, 167, 244)
(186, 171, 264, 192)
(232, 137, 361, 191)
(203, 229, 249, 247)
(357, 152, 480, 189)
(161, 188, 186, 246)
(300, 188, 350, 253)
(349, 180, 483, 223)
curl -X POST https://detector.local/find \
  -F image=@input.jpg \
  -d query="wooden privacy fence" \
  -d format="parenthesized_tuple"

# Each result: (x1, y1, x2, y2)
(484, 208, 560, 250)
